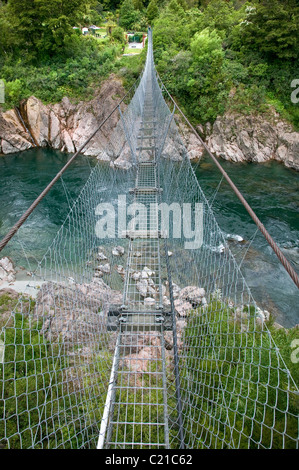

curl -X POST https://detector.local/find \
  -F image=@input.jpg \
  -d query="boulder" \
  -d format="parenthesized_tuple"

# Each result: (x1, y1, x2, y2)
(49, 110, 61, 149)
(144, 297, 156, 307)
(116, 265, 125, 276)
(0, 109, 33, 153)
(111, 144, 133, 170)
(131, 271, 141, 281)
(143, 266, 155, 277)
(174, 298, 193, 317)
(179, 285, 206, 307)
(34, 280, 122, 344)
(136, 279, 148, 297)
(0, 75, 126, 160)
(98, 263, 111, 274)
(61, 129, 75, 153)
(170, 282, 181, 299)
(97, 251, 108, 261)
(24, 96, 49, 147)
(112, 246, 125, 256)
(0, 257, 16, 285)
(206, 111, 299, 171)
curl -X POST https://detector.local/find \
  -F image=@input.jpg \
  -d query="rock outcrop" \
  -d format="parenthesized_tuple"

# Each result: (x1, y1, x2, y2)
(0, 75, 126, 159)
(1, 81, 298, 170)
(206, 111, 299, 171)
(0, 257, 16, 286)
(34, 278, 122, 345)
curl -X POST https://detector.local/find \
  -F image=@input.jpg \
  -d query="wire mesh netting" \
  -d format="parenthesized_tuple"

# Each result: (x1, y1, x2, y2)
(0, 29, 298, 449)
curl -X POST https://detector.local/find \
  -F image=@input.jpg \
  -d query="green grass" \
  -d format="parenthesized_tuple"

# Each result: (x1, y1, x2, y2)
(180, 301, 299, 449)
(0, 291, 113, 449)
(1, 289, 297, 449)
(123, 45, 143, 55)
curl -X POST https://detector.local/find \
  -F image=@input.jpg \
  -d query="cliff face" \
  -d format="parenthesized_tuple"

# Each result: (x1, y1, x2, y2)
(0, 78, 298, 171)
(205, 112, 299, 171)
(0, 75, 125, 159)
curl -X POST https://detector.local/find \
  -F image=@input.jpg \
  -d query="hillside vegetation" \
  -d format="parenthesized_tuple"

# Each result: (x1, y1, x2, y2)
(0, 0, 298, 129)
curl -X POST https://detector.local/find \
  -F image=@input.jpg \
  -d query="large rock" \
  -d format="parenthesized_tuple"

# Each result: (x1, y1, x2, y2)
(136, 279, 148, 297)
(34, 280, 122, 344)
(0, 75, 126, 160)
(0, 109, 33, 153)
(98, 263, 111, 274)
(2, 80, 298, 172)
(112, 245, 125, 256)
(110, 143, 133, 170)
(176, 116, 205, 162)
(23, 96, 50, 147)
(49, 110, 61, 149)
(206, 111, 299, 171)
(174, 298, 193, 317)
(0, 257, 16, 285)
(179, 285, 206, 307)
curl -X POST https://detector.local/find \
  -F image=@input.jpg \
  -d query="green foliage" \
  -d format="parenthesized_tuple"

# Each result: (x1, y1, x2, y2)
(3, 79, 23, 107)
(196, 0, 244, 37)
(239, 1, 299, 60)
(119, 0, 140, 29)
(152, 0, 299, 128)
(117, 50, 145, 88)
(111, 25, 125, 44)
(227, 83, 268, 115)
(1, 0, 298, 128)
(146, 0, 159, 23)
(0, 3, 18, 54)
(6, 0, 91, 59)
(1, 40, 122, 109)
(151, 2, 192, 56)
(153, 4, 231, 123)
(190, 28, 223, 58)
(181, 301, 299, 448)
(0, 291, 113, 449)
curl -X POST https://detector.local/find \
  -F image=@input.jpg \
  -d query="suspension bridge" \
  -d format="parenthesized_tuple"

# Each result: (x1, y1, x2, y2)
(0, 29, 298, 449)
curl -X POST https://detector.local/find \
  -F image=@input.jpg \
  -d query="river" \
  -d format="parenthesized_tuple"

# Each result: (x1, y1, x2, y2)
(0, 148, 298, 327)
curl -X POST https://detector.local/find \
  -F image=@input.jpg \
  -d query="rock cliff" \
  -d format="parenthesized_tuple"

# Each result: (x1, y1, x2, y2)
(205, 111, 299, 171)
(0, 75, 125, 159)
(0, 78, 298, 171)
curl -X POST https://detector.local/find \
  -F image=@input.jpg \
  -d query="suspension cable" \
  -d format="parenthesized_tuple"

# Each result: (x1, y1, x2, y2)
(156, 72, 299, 289)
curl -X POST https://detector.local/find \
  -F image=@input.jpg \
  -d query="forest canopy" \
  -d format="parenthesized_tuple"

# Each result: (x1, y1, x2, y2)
(0, 0, 298, 127)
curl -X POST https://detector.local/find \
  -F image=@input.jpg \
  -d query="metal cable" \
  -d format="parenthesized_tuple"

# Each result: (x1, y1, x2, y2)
(156, 73, 299, 290)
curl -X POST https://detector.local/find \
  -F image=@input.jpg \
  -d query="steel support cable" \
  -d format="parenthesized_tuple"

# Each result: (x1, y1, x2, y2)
(156, 72, 299, 290)
(0, 75, 142, 254)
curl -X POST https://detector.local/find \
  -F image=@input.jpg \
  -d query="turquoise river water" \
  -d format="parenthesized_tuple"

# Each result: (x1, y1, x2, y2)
(0, 148, 298, 327)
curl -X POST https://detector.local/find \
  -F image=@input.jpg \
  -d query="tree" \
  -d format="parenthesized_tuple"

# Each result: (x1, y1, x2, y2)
(146, 0, 158, 24)
(7, 0, 91, 58)
(8, 0, 43, 55)
(0, 2, 18, 56)
(190, 28, 223, 59)
(240, 0, 299, 60)
(111, 25, 125, 43)
(119, 0, 139, 30)
(133, 0, 144, 10)
(195, 0, 243, 36)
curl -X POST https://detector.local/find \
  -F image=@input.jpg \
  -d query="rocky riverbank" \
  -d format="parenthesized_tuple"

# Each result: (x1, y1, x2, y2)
(0, 75, 125, 158)
(204, 111, 299, 171)
(1, 76, 298, 171)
